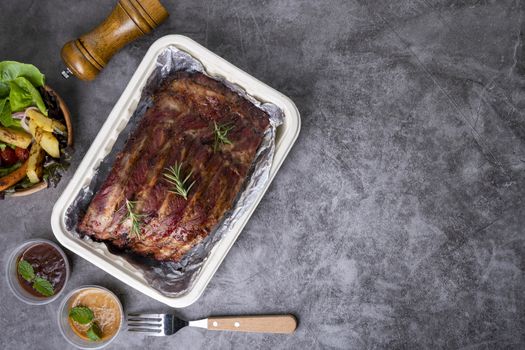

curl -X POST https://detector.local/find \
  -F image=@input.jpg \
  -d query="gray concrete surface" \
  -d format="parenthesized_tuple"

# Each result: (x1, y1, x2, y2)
(1, 0, 525, 349)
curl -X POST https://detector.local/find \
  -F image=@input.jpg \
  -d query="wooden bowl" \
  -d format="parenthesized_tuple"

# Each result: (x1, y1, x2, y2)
(9, 85, 73, 197)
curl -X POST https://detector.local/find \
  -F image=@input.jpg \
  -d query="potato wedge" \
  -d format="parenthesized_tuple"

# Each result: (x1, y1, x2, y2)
(0, 127, 32, 149)
(27, 142, 45, 183)
(26, 109, 66, 134)
(27, 109, 53, 131)
(0, 159, 29, 191)
(28, 118, 37, 136)
(28, 120, 61, 158)
(39, 130, 60, 158)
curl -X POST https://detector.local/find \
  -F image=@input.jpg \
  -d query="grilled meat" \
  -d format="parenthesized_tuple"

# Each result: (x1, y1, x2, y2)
(78, 72, 270, 261)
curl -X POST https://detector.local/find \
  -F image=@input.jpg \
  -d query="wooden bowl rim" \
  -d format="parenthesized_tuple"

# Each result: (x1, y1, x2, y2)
(9, 85, 73, 198)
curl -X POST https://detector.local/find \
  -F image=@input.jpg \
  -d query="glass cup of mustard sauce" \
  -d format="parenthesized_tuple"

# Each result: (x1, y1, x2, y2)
(58, 285, 124, 349)
(6, 239, 70, 305)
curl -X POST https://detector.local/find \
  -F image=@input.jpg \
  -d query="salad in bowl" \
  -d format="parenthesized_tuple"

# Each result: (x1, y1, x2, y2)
(0, 61, 72, 197)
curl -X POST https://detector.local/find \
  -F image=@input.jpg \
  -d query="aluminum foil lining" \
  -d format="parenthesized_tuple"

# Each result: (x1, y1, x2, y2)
(64, 46, 284, 297)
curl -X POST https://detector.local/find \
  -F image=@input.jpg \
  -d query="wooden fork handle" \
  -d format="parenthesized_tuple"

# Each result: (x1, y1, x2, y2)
(207, 315, 297, 334)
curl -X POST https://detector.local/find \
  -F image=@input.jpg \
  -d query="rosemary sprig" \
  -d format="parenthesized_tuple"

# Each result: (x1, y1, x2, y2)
(163, 162, 195, 200)
(124, 199, 145, 239)
(213, 121, 234, 152)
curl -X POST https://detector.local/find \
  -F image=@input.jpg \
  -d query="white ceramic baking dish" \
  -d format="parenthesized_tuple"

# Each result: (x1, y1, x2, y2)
(51, 35, 300, 308)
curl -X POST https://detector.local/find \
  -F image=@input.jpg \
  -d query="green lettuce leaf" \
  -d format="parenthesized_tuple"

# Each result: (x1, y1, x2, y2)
(0, 142, 17, 151)
(0, 61, 47, 126)
(9, 77, 47, 115)
(0, 162, 22, 177)
(0, 82, 8, 97)
(0, 97, 13, 127)
(0, 61, 45, 87)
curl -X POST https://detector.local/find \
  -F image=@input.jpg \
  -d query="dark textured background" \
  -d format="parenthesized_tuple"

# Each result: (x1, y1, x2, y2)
(1, 0, 524, 349)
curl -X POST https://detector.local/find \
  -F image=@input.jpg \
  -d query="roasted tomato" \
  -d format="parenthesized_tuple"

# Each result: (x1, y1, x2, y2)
(0, 147, 18, 166)
(14, 147, 29, 162)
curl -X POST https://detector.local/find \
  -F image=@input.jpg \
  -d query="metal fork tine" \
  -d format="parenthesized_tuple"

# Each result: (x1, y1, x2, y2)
(128, 313, 164, 318)
(127, 313, 187, 337)
(127, 317, 162, 322)
(127, 326, 162, 331)
(128, 322, 162, 328)
(128, 328, 164, 336)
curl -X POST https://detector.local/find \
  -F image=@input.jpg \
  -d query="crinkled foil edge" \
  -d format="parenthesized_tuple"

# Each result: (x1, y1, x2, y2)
(65, 46, 283, 297)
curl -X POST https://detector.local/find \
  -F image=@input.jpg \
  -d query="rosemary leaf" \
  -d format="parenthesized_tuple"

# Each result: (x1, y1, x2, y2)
(124, 199, 145, 239)
(163, 162, 195, 200)
(213, 121, 234, 152)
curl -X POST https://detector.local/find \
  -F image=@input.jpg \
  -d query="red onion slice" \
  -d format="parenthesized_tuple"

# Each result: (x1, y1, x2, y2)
(10, 107, 38, 133)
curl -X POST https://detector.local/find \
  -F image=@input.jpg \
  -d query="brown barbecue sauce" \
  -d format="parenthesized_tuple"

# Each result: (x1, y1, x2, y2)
(16, 243, 66, 297)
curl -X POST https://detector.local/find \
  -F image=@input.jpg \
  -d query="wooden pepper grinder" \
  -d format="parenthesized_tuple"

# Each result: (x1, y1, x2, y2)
(61, 0, 169, 80)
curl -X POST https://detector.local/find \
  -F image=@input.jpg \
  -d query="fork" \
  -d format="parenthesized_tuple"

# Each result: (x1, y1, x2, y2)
(127, 313, 297, 336)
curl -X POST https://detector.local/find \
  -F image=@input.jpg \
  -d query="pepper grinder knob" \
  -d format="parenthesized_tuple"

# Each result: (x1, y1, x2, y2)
(61, 0, 168, 80)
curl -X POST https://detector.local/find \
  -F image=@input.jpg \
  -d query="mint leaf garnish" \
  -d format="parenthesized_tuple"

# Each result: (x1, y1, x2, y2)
(69, 305, 103, 341)
(69, 306, 94, 325)
(17, 258, 55, 297)
(32, 277, 54, 297)
(17, 259, 35, 282)
(87, 322, 102, 341)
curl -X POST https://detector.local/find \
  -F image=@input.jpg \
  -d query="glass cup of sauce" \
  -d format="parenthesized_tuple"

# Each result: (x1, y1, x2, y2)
(6, 239, 70, 305)
(58, 286, 123, 349)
